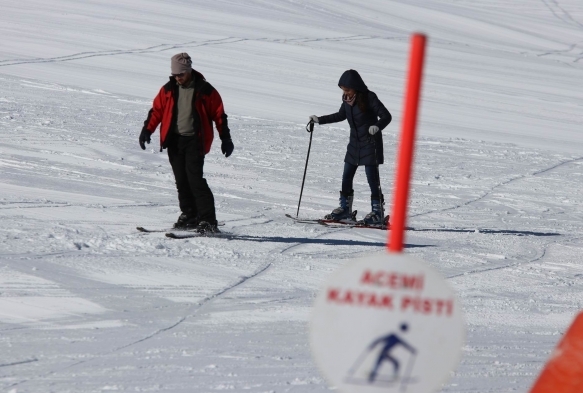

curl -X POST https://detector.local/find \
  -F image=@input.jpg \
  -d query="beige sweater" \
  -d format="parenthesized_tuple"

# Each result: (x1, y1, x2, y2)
(175, 79, 196, 136)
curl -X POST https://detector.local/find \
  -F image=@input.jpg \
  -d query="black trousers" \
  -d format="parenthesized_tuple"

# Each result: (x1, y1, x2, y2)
(341, 162, 381, 199)
(167, 135, 216, 224)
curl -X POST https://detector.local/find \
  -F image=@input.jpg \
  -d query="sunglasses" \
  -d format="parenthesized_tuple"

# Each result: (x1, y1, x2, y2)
(172, 72, 186, 78)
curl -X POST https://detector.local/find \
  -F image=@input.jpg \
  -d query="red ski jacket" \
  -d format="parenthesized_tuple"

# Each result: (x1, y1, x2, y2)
(143, 70, 230, 153)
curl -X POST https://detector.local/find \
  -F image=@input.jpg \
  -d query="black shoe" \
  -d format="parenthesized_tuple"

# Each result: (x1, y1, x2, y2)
(173, 213, 199, 229)
(362, 211, 382, 225)
(196, 221, 221, 234)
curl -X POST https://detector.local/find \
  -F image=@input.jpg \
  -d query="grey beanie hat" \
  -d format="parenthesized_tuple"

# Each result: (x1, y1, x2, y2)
(171, 53, 192, 75)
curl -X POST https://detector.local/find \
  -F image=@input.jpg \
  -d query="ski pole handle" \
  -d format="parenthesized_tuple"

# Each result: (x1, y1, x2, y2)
(306, 120, 314, 133)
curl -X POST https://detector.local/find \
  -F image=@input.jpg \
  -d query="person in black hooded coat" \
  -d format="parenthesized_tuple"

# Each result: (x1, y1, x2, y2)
(309, 69, 392, 225)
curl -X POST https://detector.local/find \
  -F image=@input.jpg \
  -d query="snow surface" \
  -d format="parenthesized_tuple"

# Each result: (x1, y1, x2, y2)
(1, 0, 583, 392)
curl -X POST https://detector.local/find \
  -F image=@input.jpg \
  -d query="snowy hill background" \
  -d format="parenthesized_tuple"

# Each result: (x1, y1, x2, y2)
(1, 0, 583, 392)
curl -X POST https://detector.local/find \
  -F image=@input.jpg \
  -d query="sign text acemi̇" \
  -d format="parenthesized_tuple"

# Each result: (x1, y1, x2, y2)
(360, 270, 424, 290)
(326, 270, 454, 317)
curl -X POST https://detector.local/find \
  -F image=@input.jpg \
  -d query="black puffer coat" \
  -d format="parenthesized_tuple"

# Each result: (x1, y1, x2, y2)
(318, 70, 392, 166)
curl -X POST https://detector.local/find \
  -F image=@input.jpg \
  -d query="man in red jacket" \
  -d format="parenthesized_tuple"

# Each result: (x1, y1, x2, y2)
(139, 53, 234, 234)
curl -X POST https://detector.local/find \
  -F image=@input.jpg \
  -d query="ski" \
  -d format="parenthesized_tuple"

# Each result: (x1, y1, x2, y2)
(137, 226, 178, 233)
(137, 222, 225, 233)
(285, 213, 389, 230)
(165, 232, 197, 239)
(285, 212, 358, 225)
(322, 220, 390, 230)
(284, 216, 322, 225)
(285, 214, 337, 225)
(165, 231, 227, 239)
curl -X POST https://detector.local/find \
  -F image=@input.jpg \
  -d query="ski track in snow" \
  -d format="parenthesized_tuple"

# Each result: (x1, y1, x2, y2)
(3, 245, 275, 389)
(0, 36, 402, 68)
(413, 155, 583, 220)
(1, 70, 582, 391)
(1, 210, 374, 390)
(1, 72, 581, 390)
(541, 0, 583, 29)
(1, 71, 583, 391)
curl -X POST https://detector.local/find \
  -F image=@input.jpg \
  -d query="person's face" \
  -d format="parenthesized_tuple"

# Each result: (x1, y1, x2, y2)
(173, 71, 191, 85)
(340, 86, 356, 98)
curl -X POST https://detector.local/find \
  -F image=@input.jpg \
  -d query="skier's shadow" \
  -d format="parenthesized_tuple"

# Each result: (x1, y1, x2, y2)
(221, 235, 432, 248)
(406, 227, 560, 237)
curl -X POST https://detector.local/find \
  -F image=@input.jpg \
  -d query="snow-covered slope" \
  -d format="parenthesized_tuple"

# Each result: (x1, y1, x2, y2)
(2, 0, 582, 151)
(1, 1, 583, 392)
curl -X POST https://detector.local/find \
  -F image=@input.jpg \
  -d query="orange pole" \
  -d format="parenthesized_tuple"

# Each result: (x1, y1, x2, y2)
(389, 33, 427, 253)
(530, 312, 583, 393)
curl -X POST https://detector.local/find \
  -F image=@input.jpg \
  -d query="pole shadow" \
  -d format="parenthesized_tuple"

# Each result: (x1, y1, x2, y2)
(406, 227, 560, 237)
(218, 234, 433, 249)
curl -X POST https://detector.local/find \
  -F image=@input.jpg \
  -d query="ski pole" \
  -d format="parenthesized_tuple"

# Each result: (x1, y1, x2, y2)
(400, 353, 417, 392)
(296, 120, 314, 217)
(372, 137, 386, 229)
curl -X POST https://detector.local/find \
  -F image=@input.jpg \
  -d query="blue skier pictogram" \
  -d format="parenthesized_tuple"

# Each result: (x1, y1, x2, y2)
(345, 322, 418, 390)
(368, 323, 417, 382)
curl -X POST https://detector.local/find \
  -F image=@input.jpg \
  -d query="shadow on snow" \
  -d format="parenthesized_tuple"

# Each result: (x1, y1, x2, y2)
(406, 227, 560, 237)
(214, 234, 433, 248)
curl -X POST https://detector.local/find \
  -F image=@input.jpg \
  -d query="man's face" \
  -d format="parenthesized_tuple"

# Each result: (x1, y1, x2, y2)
(173, 72, 191, 86)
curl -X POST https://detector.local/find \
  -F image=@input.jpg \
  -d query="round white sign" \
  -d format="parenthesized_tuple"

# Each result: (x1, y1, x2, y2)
(310, 252, 465, 393)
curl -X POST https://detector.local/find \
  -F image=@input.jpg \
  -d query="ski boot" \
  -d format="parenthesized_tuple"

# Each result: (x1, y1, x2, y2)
(197, 220, 221, 235)
(173, 211, 199, 229)
(361, 196, 386, 226)
(324, 191, 355, 221)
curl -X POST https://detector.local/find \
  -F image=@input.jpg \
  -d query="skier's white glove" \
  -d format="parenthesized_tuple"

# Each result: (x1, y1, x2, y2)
(309, 115, 319, 124)
(369, 125, 379, 135)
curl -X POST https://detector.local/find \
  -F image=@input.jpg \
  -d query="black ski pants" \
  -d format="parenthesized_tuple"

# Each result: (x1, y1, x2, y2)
(167, 135, 216, 224)
(341, 162, 381, 199)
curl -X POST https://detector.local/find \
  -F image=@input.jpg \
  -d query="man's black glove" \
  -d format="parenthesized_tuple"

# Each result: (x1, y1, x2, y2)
(221, 138, 234, 157)
(139, 128, 151, 150)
